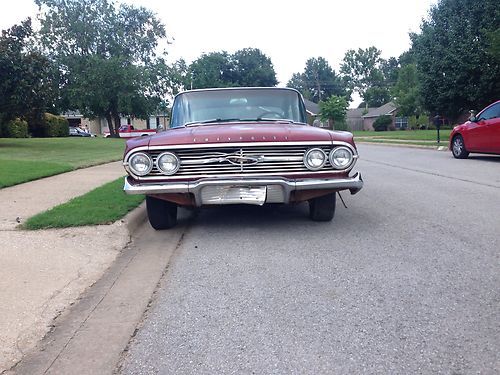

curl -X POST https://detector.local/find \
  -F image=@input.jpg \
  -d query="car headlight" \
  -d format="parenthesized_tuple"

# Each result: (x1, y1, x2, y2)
(156, 152, 180, 175)
(329, 146, 354, 169)
(304, 148, 327, 170)
(128, 152, 153, 176)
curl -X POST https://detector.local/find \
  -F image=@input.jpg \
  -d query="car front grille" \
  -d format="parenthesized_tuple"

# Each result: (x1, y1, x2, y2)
(147, 145, 334, 178)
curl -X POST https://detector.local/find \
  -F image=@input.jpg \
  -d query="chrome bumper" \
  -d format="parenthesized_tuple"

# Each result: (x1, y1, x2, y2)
(124, 173, 363, 206)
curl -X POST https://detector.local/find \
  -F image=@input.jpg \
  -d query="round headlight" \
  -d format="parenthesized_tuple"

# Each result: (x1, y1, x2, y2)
(128, 152, 153, 176)
(156, 152, 180, 175)
(329, 147, 354, 169)
(304, 148, 326, 170)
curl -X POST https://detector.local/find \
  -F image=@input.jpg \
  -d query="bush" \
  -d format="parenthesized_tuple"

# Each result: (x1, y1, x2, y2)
(0, 118, 29, 138)
(44, 113, 69, 137)
(373, 115, 392, 131)
(333, 120, 349, 131)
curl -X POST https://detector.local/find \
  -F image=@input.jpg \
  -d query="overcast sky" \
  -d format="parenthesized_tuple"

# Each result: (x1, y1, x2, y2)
(1, 0, 436, 105)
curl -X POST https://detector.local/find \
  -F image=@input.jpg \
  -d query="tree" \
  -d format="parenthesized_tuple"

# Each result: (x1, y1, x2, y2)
(231, 48, 277, 87)
(392, 64, 421, 116)
(410, 0, 500, 119)
(189, 52, 234, 89)
(319, 95, 348, 129)
(36, 0, 169, 137)
(189, 48, 277, 89)
(340, 47, 394, 107)
(287, 57, 349, 103)
(0, 19, 58, 135)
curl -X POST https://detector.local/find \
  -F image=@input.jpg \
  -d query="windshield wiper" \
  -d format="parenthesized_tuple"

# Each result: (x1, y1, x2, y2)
(248, 118, 296, 123)
(185, 118, 241, 127)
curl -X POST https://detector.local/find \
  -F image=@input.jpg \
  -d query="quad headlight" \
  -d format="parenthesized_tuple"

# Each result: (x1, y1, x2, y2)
(156, 152, 180, 175)
(128, 152, 153, 176)
(304, 148, 327, 170)
(329, 146, 354, 169)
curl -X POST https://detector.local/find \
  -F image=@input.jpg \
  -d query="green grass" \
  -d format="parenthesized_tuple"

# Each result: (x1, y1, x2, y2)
(24, 177, 144, 230)
(0, 137, 126, 188)
(353, 129, 452, 141)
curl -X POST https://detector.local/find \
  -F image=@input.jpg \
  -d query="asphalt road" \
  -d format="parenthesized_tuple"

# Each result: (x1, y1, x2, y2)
(119, 145, 500, 374)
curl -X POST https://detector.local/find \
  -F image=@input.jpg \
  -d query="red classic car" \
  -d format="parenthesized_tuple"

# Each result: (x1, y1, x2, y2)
(450, 100, 500, 158)
(123, 87, 363, 229)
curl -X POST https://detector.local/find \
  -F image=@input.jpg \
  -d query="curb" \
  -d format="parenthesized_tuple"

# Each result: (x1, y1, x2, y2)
(122, 201, 147, 235)
(356, 141, 450, 151)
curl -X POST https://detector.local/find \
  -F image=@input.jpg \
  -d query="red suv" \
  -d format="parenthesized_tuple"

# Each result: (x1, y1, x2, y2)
(450, 100, 500, 158)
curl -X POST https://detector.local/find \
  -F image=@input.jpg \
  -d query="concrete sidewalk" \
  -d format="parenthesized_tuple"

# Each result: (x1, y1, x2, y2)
(0, 161, 124, 230)
(0, 161, 139, 372)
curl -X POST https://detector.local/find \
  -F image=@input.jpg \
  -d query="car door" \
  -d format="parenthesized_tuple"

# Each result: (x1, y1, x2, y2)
(466, 102, 500, 153)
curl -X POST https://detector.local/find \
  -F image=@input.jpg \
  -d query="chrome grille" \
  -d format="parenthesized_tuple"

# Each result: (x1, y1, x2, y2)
(148, 145, 333, 178)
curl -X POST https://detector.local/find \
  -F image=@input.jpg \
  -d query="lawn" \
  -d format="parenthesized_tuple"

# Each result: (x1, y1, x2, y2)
(0, 137, 126, 188)
(352, 129, 452, 141)
(24, 177, 144, 229)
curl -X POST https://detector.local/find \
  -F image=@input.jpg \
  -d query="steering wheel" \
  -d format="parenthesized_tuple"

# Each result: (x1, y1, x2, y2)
(257, 111, 283, 119)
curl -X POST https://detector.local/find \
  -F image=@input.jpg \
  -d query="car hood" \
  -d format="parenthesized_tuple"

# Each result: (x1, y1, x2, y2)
(147, 122, 354, 148)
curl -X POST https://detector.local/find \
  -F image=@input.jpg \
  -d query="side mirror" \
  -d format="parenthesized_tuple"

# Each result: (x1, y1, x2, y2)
(312, 119, 321, 127)
(468, 115, 477, 122)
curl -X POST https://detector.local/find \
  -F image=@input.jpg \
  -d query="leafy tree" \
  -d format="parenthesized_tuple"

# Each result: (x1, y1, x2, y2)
(189, 48, 277, 89)
(36, 0, 168, 137)
(0, 19, 58, 136)
(231, 48, 277, 87)
(364, 86, 391, 107)
(189, 51, 234, 89)
(319, 95, 348, 129)
(410, 0, 500, 119)
(287, 57, 348, 103)
(392, 64, 421, 116)
(340, 47, 401, 107)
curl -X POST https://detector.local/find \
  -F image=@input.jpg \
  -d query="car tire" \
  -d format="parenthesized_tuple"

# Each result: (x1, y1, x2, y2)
(309, 193, 336, 221)
(146, 196, 178, 230)
(452, 134, 469, 159)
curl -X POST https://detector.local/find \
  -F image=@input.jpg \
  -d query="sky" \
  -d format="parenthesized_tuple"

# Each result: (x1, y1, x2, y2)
(1, 0, 437, 105)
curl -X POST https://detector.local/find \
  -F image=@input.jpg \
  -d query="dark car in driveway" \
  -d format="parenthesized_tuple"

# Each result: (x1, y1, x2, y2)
(122, 87, 363, 229)
(69, 126, 95, 137)
(450, 100, 500, 158)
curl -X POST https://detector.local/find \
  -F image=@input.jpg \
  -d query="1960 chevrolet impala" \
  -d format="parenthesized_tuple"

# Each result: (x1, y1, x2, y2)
(123, 87, 363, 229)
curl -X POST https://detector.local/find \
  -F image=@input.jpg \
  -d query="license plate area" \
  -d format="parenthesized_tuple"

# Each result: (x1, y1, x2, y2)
(200, 185, 267, 205)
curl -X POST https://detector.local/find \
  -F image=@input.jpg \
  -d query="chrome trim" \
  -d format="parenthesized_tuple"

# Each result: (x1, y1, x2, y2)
(128, 152, 153, 176)
(329, 146, 355, 170)
(155, 152, 180, 175)
(303, 148, 327, 171)
(123, 141, 357, 161)
(124, 172, 363, 206)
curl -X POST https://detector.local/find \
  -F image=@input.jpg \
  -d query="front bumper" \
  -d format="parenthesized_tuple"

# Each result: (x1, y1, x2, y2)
(124, 173, 363, 206)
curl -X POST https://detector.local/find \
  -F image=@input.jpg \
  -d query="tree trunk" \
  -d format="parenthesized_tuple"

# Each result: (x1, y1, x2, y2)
(105, 113, 116, 137)
(112, 111, 122, 138)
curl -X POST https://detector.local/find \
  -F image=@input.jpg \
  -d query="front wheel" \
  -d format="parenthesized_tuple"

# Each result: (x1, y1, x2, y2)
(452, 135, 469, 159)
(309, 193, 336, 221)
(146, 196, 178, 230)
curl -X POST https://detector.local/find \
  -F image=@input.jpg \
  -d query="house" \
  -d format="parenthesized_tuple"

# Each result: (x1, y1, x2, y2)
(62, 111, 169, 135)
(361, 102, 398, 130)
(303, 99, 329, 128)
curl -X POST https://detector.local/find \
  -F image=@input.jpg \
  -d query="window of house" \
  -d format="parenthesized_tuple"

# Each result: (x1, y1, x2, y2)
(395, 117, 408, 129)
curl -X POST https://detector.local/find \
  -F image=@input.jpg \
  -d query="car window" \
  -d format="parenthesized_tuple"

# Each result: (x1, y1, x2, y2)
(170, 88, 307, 128)
(478, 103, 500, 121)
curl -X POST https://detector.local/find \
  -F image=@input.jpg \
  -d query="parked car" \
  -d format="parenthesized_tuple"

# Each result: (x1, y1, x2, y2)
(104, 125, 157, 138)
(450, 100, 500, 158)
(123, 87, 363, 229)
(69, 126, 95, 137)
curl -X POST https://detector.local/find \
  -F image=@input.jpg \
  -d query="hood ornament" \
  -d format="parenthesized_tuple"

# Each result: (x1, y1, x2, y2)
(224, 149, 263, 171)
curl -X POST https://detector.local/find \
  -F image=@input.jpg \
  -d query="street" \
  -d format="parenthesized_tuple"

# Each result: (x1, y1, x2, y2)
(118, 144, 500, 374)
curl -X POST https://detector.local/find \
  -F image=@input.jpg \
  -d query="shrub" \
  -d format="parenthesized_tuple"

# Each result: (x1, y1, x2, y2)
(44, 113, 69, 137)
(333, 120, 349, 131)
(373, 115, 392, 131)
(0, 118, 29, 138)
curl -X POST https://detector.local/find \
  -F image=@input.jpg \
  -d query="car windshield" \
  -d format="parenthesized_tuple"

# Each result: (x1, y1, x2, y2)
(170, 88, 307, 128)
